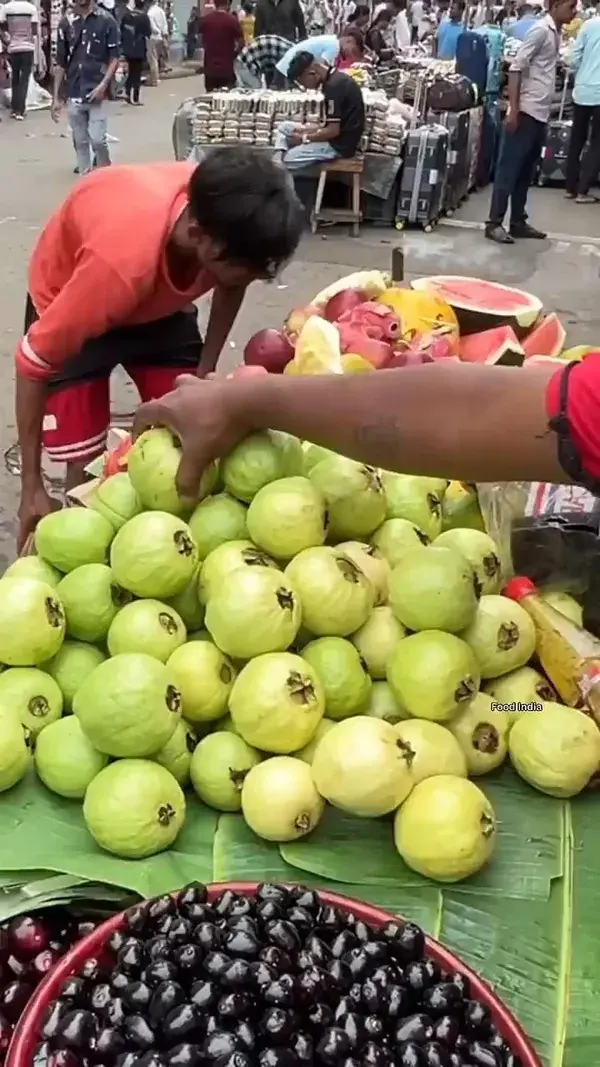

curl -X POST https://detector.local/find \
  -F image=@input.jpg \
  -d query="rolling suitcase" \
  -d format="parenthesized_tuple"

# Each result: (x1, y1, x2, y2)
(427, 108, 470, 212)
(455, 30, 488, 101)
(396, 124, 449, 230)
(538, 77, 571, 186)
(477, 97, 501, 187)
(467, 105, 483, 190)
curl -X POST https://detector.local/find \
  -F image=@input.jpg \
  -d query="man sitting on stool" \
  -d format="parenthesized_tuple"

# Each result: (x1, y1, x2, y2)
(273, 51, 365, 171)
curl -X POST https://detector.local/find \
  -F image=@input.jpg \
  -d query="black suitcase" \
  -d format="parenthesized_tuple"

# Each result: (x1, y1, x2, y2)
(467, 105, 483, 190)
(426, 108, 470, 212)
(396, 124, 449, 230)
(538, 78, 571, 186)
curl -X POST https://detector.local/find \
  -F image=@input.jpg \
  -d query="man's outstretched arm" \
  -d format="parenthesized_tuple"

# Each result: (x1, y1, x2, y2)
(133, 361, 567, 502)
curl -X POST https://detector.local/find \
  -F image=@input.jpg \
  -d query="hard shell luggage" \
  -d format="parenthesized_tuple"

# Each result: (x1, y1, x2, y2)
(455, 30, 488, 101)
(477, 97, 501, 187)
(467, 105, 484, 190)
(396, 124, 449, 231)
(538, 76, 571, 186)
(427, 108, 470, 212)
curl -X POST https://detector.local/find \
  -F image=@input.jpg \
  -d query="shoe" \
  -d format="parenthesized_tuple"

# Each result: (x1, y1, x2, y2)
(485, 223, 514, 244)
(510, 222, 546, 239)
(575, 194, 598, 204)
(565, 191, 576, 199)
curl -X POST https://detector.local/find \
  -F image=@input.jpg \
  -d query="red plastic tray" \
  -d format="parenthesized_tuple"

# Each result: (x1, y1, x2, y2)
(8, 882, 542, 1067)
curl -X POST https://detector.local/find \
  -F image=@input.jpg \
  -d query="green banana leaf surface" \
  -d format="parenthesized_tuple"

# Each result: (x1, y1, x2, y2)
(0, 766, 598, 1066)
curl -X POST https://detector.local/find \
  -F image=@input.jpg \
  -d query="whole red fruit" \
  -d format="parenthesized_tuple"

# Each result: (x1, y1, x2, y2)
(243, 329, 294, 373)
(9, 916, 49, 959)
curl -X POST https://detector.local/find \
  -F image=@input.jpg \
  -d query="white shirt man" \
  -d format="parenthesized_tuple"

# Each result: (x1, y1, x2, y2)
(148, 0, 168, 38)
(0, 0, 39, 119)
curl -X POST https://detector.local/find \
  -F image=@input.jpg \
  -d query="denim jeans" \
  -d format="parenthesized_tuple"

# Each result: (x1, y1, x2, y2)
(274, 120, 339, 172)
(10, 51, 34, 117)
(488, 112, 546, 227)
(67, 98, 111, 177)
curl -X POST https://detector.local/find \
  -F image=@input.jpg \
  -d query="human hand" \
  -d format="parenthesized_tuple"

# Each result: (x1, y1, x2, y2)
(87, 83, 106, 103)
(288, 132, 304, 146)
(17, 483, 57, 553)
(133, 374, 252, 502)
(505, 108, 519, 134)
(50, 99, 62, 123)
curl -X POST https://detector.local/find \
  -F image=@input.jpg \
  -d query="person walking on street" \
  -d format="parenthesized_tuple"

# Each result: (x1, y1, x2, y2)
(52, 0, 119, 176)
(147, 0, 168, 85)
(186, 4, 201, 58)
(255, 0, 305, 43)
(485, 0, 577, 244)
(0, 0, 39, 120)
(121, 0, 151, 104)
(200, 0, 243, 91)
(566, 14, 600, 202)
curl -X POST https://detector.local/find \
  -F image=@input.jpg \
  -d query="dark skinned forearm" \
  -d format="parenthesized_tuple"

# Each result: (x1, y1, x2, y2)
(16, 375, 48, 490)
(198, 285, 246, 376)
(507, 71, 521, 114)
(233, 363, 565, 484)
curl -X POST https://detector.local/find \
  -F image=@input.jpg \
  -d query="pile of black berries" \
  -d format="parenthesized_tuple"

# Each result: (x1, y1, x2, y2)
(33, 884, 524, 1067)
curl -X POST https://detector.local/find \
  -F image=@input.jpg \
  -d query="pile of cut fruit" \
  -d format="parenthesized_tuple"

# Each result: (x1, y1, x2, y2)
(242, 272, 598, 375)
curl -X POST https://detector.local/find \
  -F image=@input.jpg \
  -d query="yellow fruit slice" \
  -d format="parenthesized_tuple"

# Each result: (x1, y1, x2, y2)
(291, 316, 344, 375)
(312, 271, 390, 310)
(341, 353, 376, 374)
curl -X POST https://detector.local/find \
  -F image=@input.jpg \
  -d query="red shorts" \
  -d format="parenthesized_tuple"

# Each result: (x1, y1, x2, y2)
(25, 296, 202, 465)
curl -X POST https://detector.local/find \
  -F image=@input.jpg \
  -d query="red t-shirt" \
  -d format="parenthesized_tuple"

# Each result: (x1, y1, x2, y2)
(18, 162, 217, 383)
(199, 9, 242, 78)
(546, 355, 600, 483)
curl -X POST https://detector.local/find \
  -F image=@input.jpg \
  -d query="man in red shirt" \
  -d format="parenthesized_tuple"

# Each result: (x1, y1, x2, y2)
(16, 147, 303, 548)
(200, 0, 243, 91)
(133, 357, 600, 502)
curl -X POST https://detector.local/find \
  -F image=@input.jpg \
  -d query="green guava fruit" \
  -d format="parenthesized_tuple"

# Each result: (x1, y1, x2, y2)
(0, 708, 32, 791)
(394, 719, 467, 783)
(188, 493, 248, 560)
(435, 529, 502, 596)
(461, 595, 536, 679)
(107, 600, 186, 663)
(351, 606, 406, 679)
(221, 431, 302, 503)
(241, 756, 324, 842)
(4, 556, 61, 588)
(302, 443, 338, 473)
(389, 546, 479, 633)
(387, 630, 480, 722)
(509, 702, 600, 797)
(44, 640, 106, 712)
(442, 481, 485, 532)
(484, 665, 557, 725)
(541, 591, 583, 626)
(308, 456, 386, 539)
(364, 680, 410, 725)
(336, 542, 389, 606)
(83, 759, 186, 859)
(190, 732, 261, 811)
(205, 567, 301, 659)
(370, 518, 430, 569)
(128, 427, 217, 514)
(448, 692, 510, 775)
(382, 474, 443, 539)
(167, 641, 236, 723)
(0, 578, 65, 665)
(35, 509, 114, 572)
(153, 720, 198, 786)
(89, 472, 142, 531)
(0, 667, 62, 738)
(294, 718, 336, 763)
(285, 547, 372, 636)
(34, 716, 108, 798)
(302, 637, 372, 721)
(73, 653, 181, 757)
(394, 775, 496, 882)
(164, 569, 205, 631)
(247, 477, 327, 560)
(229, 652, 325, 753)
(58, 564, 131, 642)
(188, 629, 212, 642)
(111, 511, 198, 598)
(312, 716, 414, 817)
(199, 540, 279, 605)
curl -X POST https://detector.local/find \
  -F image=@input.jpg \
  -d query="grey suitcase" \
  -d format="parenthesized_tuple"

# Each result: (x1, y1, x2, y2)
(396, 124, 449, 230)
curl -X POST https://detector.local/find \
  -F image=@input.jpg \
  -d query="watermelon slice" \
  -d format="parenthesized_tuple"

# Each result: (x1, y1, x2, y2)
(458, 325, 524, 366)
(521, 312, 566, 359)
(410, 276, 543, 337)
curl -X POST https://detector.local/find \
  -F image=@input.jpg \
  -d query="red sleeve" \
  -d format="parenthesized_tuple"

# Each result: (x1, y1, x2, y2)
(17, 252, 140, 382)
(546, 354, 600, 482)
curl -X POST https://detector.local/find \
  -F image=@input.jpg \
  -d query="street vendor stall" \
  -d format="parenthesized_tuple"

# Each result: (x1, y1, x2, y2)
(0, 268, 600, 1065)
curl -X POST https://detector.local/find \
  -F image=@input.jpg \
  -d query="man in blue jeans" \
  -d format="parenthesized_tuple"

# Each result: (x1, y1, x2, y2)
(485, 0, 576, 243)
(51, 0, 119, 176)
(273, 51, 365, 171)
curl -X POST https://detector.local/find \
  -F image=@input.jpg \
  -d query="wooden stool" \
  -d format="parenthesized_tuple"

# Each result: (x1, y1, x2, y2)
(311, 155, 364, 238)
